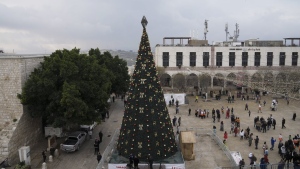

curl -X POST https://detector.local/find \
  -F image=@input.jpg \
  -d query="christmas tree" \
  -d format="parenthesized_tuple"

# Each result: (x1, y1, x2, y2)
(117, 16, 177, 161)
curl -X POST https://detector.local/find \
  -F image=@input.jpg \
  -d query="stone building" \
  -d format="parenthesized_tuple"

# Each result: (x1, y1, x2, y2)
(154, 37, 300, 98)
(0, 54, 48, 164)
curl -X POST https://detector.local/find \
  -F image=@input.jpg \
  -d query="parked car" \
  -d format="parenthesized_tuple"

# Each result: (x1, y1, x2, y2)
(60, 131, 87, 152)
(80, 121, 97, 132)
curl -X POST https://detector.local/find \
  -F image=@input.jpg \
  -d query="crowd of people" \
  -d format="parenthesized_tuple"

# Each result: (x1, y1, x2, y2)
(185, 93, 300, 168)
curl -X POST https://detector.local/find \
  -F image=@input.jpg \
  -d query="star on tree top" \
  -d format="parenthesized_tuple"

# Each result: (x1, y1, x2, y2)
(141, 16, 148, 28)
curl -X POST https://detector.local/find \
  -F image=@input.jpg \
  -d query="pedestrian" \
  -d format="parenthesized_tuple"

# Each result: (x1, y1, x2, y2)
(278, 133, 283, 142)
(213, 126, 217, 135)
(220, 121, 224, 131)
(263, 100, 266, 106)
(94, 141, 99, 155)
(245, 103, 248, 110)
(42, 150, 47, 162)
(106, 109, 109, 118)
(212, 114, 216, 123)
(178, 117, 181, 126)
(88, 129, 93, 139)
(234, 127, 238, 137)
(230, 122, 234, 134)
(258, 104, 262, 113)
(239, 159, 245, 169)
(148, 155, 153, 169)
(176, 106, 179, 114)
(281, 118, 286, 129)
(172, 116, 177, 126)
(224, 131, 228, 140)
(262, 142, 268, 155)
(248, 133, 253, 146)
(112, 96, 115, 102)
(240, 129, 244, 140)
(248, 110, 251, 117)
(270, 137, 276, 150)
(98, 131, 103, 143)
(188, 108, 191, 116)
(255, 136, 259, 149)
(272, 118, 276, 129)
(292, 113, 296, 121)
(133, 155, 139, 169)
(195, 95, 198, 102)
(97, 152, 102, 163)
(129, 154, 134, 168)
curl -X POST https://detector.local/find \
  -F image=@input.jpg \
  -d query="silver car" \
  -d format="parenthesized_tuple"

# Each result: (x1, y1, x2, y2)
(60, 131, 87, 152)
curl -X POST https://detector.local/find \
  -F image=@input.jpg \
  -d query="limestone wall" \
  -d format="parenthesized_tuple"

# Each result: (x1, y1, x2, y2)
(0, 56, 45, 163)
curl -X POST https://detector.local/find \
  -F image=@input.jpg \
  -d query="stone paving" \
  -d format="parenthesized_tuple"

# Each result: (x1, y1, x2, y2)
(23, 92, 300, 169)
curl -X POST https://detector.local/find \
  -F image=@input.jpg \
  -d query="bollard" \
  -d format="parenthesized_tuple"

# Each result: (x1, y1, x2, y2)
(42, 162, 47, 169)
(54, 149, 59, 157)
(49, 155, 53, 162)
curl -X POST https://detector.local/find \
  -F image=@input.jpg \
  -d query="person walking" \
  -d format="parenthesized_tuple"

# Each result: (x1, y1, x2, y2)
(272, 118, 276, 129)
(248, 110, 251, 117)
(178, 117, 181, 126)
(293, 113, 296, 121)
(42, 150, 47, 163)
(148, 155, 153, 169)
(248, 133, 253, 146)
(188, 108, 191, 116)
(262, 142, 268, 155)
(239, 159, 245, 169)
(282, 118, 286, 129)
(245, 103, 248, 110)
(88, 129, 93, 140)
(278, 133, 283, 143)
(133, 156, 140, 169)
(176, 106, 179, 114)
(98, 131, 103, 143)
(224, 131, 228, 141)
(255, 136, 259, 149)
(172, 116, 177, 126)
(97, 152, 102, 163)
(195, 95, 198, 102)
(220, 121, 224, 131)
(258, 104, 262, 113)
(270, 137, 276, 150)
(94, 141, 99, 155)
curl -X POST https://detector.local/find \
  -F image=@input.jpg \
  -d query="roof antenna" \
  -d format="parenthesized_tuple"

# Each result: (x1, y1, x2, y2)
(204, 19, 209, 40)
(225, 23, 229, 42)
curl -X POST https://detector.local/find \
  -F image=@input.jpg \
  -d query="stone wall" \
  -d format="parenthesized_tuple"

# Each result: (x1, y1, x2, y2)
(0, 55, 46, 163)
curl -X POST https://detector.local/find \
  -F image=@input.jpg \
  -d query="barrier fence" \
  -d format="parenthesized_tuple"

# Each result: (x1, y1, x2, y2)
(185, 127, 238, 167)
(96, 128, 296, 169)
(185, 127, 296, 169)
(96, 129, 120, 169)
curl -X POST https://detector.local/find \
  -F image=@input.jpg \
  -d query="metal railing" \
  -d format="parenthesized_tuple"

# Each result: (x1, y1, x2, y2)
(222, 163, 294, 169)
(185, 127, 238, 167)
(96, 129, 120, 169)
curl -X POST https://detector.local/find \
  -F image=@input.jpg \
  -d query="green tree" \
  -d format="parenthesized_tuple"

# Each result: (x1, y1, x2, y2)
(117, 17, 177, 161)
(89, 48, 130, 95)
(18, 48, 112, 127)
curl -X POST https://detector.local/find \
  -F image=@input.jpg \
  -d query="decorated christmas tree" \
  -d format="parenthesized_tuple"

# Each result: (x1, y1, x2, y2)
(117, 16, 177, 161)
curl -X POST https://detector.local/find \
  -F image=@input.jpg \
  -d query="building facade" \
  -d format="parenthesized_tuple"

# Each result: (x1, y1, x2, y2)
(0, 54, 47, 164)
(154, 38, 300, 97)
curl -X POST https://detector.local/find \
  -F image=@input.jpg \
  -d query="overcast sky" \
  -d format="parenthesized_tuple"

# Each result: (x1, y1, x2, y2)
(1, 0, 300, 54)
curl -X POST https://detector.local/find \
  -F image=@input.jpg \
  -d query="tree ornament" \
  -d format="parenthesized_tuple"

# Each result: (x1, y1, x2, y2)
(138, 142, 142, 148)
(139, 124, 143, 130)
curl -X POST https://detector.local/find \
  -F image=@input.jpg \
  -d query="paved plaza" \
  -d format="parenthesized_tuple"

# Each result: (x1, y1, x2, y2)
(26, 92, 299, 169)
(172, 92, 299, 168)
